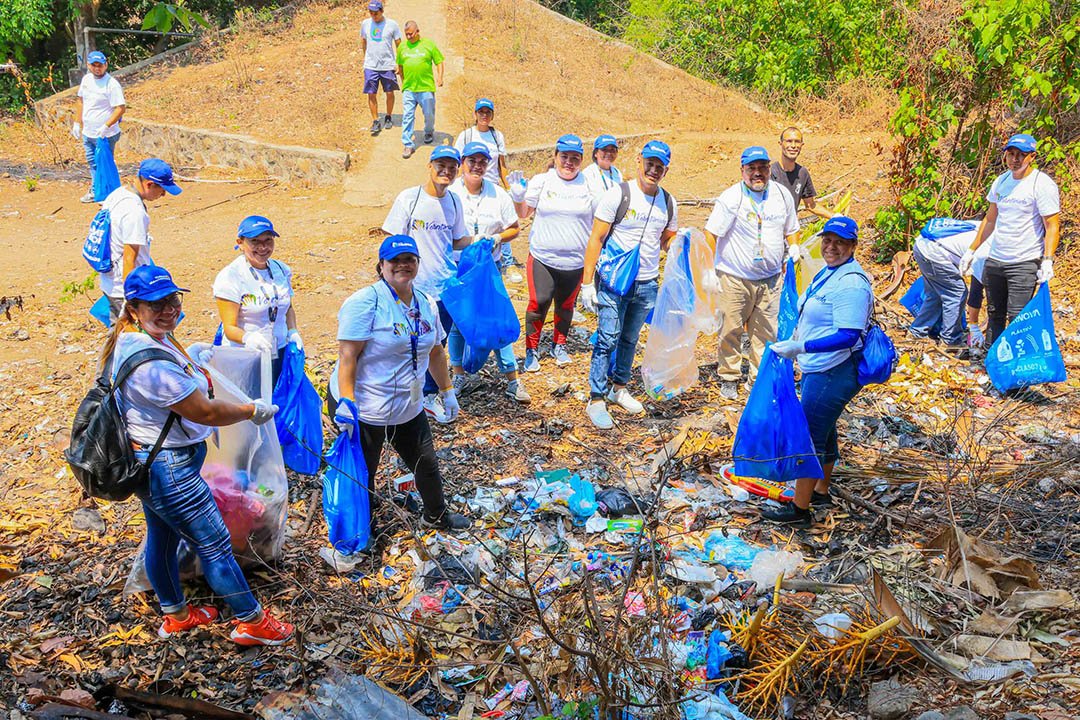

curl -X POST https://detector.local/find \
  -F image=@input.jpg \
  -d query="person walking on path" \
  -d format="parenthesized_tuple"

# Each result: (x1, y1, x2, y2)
(960, 133, 1061, 345)
(74, 50, 125, 204)
(98, 158, 182, 323)
(770, 128, 833, 222)
(396, 21, 444, 159)
(764, 217, 873, 527)
(360, 1, 402, 137)
(706, 146, 800, 400)
(327, 235, 471, 532)
(581, 134, 622, 202)
(382, 145, 471, 422)
(508, 134, 595, 373)
(101, 265, 294, 644)
(579, 140, 678, 430)
(213, 216, 303, 386)
(448, 142, 531, 404)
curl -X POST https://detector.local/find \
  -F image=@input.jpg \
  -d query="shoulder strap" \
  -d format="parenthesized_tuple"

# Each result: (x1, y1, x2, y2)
(604, 182, 633, 246)
(404, 186, 423, 237)
(111, 347, 182, 395)
(663, 188, 674, 226)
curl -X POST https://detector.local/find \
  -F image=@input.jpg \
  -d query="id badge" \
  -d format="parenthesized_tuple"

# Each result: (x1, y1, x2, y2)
(409, 376, 422, 403)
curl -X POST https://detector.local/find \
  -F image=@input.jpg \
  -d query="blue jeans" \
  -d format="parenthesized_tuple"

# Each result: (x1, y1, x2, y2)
(135, 442, 261, 620)
(82, 133, 120, 174)
(401, 91, 435, 148)
(589, 279, 658, 398)
(911, 244, 968, 346)
(800, 354, 862, 466)
(448, 324, 517, 374)
(423, 301, 454, 396)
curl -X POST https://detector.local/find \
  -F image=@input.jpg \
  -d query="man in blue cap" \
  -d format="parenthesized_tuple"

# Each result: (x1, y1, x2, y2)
(382, 145, 472, 422)
(705, 146, 800, 399)
(960, 132, 1060, 345)
(579, 140, 678, 429)
(97, 158, 182, 321)
(360, 0, 402, 136)
(74, 50, 126, 203)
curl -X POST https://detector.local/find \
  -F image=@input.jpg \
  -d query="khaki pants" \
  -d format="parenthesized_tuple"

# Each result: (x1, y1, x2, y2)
(716, 271, 781, 382)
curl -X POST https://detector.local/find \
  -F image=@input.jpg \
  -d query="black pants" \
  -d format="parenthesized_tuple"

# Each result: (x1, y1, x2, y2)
(967, 276, 984, 310)
(325, 389, 447, 521)
(983, 257, 1039, 345)
(526, 254, 583, 350)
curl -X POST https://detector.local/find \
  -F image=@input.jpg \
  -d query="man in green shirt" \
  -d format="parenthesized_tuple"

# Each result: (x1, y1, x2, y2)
(396, 21, 444, 159)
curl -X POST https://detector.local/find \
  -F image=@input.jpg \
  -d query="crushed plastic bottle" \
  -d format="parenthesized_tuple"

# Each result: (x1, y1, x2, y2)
(701, 531, 761, 569)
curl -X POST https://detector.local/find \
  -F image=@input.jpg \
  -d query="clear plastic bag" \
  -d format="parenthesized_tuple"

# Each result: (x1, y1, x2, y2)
(687, 228, 723, 335)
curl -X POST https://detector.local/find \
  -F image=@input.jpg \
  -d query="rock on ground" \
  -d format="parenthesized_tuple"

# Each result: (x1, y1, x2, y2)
(867, 678, 920, 720)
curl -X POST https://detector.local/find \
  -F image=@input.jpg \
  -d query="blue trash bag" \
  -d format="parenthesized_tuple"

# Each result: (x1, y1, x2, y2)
(461, 343, 492, 374)
(733, 349, 823, 483)
(596, 242, 642, 297)
(900, 276, 925, 317)
(92, 138, 121, 202)
(272, 342, 323, 475)
(442, 240, 520, 353)
(777, 258, 798, 341)
(89, 294, 112, 328)
(321, 403, 370, 555)
(858, 323, 898, 385)
(985, 283, 1067, 392)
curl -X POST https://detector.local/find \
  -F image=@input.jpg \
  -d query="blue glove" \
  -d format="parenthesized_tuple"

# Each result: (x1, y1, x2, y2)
(334, 398, 358, 436)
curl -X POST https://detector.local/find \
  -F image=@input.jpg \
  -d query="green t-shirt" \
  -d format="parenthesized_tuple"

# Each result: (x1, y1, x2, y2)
(396, 37, 444, 92)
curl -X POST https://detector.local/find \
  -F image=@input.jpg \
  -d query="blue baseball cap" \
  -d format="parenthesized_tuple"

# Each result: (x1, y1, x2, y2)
(555, 134, 584, 154)
(475, 98, 494, 112)
(641, 139, 671, 166)
(1004, 133, 1037, 153)
(87, 51, 107, 65)
(461, 141, 491, 159)
(238, 215, 279, 239)
(429, 145, 461, 164)
(380, 234, 420, 261)
(368, 1, 383, 10)
(137, 158, 182, 195)
(822, 216, 859, 241)
(124, 265, 189, 301)
(740, 146, 770, 165)
(593, 134, 618, 150)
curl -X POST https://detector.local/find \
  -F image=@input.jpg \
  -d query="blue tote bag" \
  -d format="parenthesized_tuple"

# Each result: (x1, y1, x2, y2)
(985, 284, 1066, 392)
(596, 242, 642, 297)
(272, 342, 323, 475)
(322, 403, 371, 555)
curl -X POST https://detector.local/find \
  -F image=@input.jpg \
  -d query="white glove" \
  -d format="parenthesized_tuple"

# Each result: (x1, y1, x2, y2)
(958, 250, 975, 276)
(97, 125, 110, 138)
(578, 282, 598, 313)
(968, 326, 985, 349)
(1037, 258, 1054, 283)
(334, 398, 358, 436)
(507, 170, 527, 203)
(770, 339, 805, 360)
(250, 399, 278, 425)
(71, 122, 82, 140)
(287, 329, 304, 352)
(196, 347, 214, 366)
(242, 331, 274, 355)
(786, 244, 804, 263)
(439, 388, 460, 422)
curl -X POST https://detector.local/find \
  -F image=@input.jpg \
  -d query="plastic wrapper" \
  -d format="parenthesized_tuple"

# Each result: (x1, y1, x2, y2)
(124, 349, 289, 594)
(748, 549, 804, 588)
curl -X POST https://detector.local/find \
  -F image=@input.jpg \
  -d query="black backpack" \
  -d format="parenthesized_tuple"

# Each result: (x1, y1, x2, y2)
(66, 348, 181, 501)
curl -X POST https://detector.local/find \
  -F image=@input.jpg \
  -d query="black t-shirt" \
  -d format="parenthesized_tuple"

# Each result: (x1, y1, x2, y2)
(770, 161, 816, 203)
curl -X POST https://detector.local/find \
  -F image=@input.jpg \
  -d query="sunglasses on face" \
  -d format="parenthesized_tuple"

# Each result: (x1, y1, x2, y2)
(144, 293, 183, 312)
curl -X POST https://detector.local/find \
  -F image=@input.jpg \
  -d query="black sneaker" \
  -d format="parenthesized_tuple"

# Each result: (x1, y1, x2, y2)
(383, 114, 393, 129)
(421, 511, 471, 531)
(370, 120, 381, 136)
(760, 504, 813, 528)
(423, 131, 434, 144)
(810, 491, 833, 507)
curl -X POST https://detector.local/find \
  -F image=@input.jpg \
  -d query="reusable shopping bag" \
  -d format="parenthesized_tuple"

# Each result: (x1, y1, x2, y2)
(641, 230, 701, 400)
(858, 323, 898, 385)
(442, 239, 520, 354)
(92, 139, 121, 202)
(985, 284, 1067, 392)
(596, 242, 642, 297)
(777, 258, 799, 341)
(900, 276, 926, 317)
(322, 402, 371, 555)
(82, 208, 112, 272)
(732, 349, 823, 483)
(272, 342, 323, 475)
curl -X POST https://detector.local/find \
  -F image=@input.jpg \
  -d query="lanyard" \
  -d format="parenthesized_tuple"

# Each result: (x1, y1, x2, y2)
(382, 280, 421, 374)
(466, 182, 488, 236)
(742, 184, 769, 261)
(247, 262, 280, 323)
(600, 167, 615, 190)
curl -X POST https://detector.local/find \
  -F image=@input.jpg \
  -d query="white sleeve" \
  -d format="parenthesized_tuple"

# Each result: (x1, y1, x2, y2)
(704, 194, 737, 238)
(498, 192, 518, 229)
(453, 130, 466, 152)
(390, 20, 402, 41)
(593, 184, 622, 223)
(337, 288, 378, 342)
(129, 361, 201, 408)
(212, 266, 242, 303)
(524, 173, 546, 209)
(108, 78, 125, 106)
(1034, 174, 1061, 217)
(112, 202, 149, 247)
(665, 191, 679, 231)
(986, 175, 1002, 204)
(77, 75, 88, 99)
(381, 191, 411, 235)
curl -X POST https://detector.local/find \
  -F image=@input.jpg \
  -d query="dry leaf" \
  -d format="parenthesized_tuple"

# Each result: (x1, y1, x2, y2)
(955, 634, 1033, 662)
(1003, 589, 1075, 613)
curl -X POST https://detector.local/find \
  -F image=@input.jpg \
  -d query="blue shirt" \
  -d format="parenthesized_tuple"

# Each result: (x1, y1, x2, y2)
(795, 259, 873, 373)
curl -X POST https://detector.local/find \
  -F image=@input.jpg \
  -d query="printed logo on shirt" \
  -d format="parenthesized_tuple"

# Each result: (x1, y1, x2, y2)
(412, 219, 453, 232)
(240, 293, 260, 307)
(391, 313, 434, 337)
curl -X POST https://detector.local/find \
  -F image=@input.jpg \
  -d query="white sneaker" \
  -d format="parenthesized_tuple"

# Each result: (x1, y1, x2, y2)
(422, 394, 450, 424)
(586, 400, 614, 430)
(606, 387, 644, 415)
(452, 373, 468, 394)
(553, 344, 572, 366)
(80, 191, 95, 203)
(505, 379, 531, 404)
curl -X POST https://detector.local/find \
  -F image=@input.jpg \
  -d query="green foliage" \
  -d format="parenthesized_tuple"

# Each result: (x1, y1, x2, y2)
(142, 1, 211, 34)
(0, 0, 56, 63)
(60, 272, 97, 303)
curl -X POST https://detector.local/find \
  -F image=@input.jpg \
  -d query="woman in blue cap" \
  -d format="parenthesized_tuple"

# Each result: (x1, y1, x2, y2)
(326, 235, 470, 533)
(765, 216, 873, 527)
(98, 265, 294, 645)
(212, 216, 302, 386)
(581, 134, 622, 202)
(507, 133, 596, 372)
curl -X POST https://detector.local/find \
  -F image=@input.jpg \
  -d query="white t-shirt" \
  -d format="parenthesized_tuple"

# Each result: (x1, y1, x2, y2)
(99, 186, 153, 299)
(986, 170, 1060, 263)
(78, 73, 124, 138)
(212, 256, 294, 352)
(707, 182, 799, 281)
(582, 163, 623, 201)
(449, 178, 517, 261)
(594, 182, 678, 282)
(360, 18, 402, 71)
(914, 229, 989, 271)
(330, 282, 447, 425)
(453, 127, 507, 185)
(525, 169, 596, 271)
(795, 260, 873, 374)
(382, 186, 468, 300)
(112, 333, 213, 448)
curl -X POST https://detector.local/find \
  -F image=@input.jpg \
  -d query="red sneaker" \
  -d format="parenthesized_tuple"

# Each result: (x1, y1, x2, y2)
(230, 611, 294, 647)
(158, 605, 219, 639)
